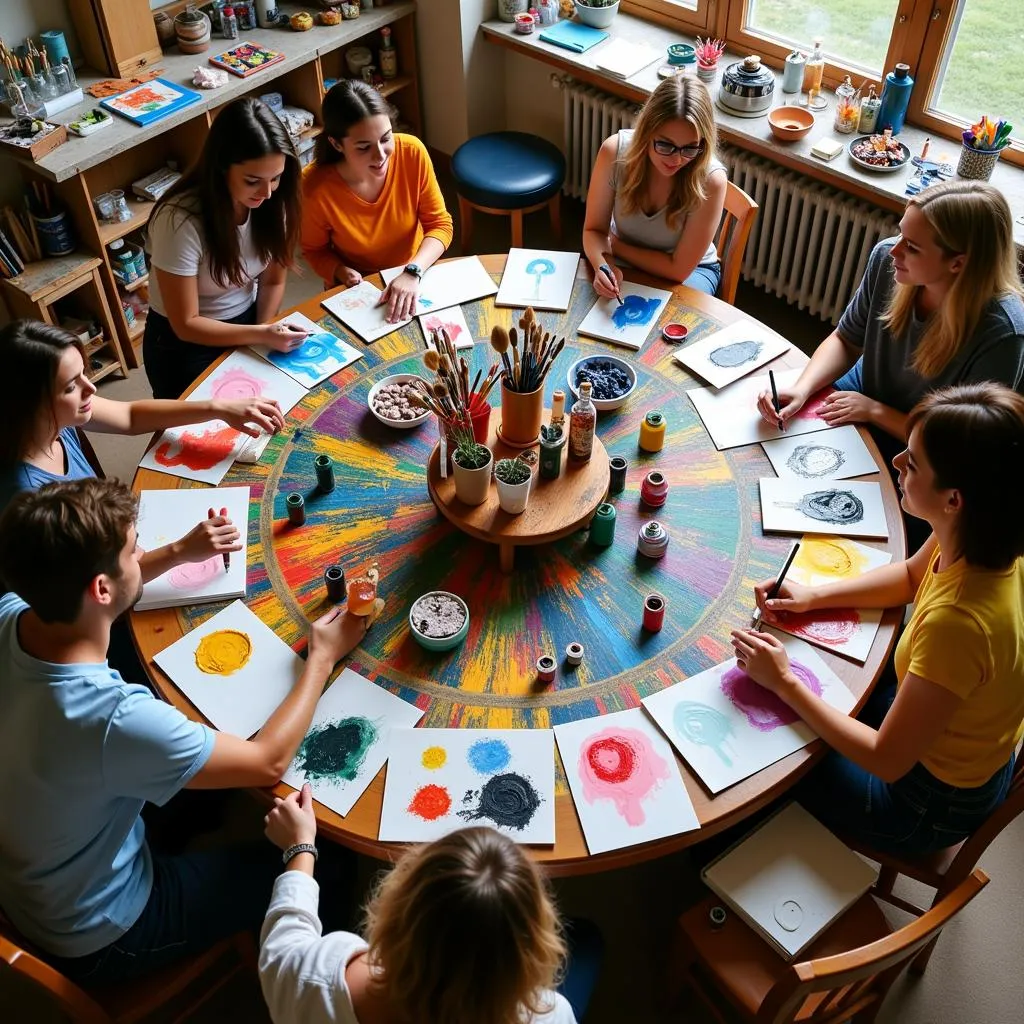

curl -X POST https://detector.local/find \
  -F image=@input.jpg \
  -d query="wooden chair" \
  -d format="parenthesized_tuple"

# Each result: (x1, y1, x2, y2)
(76, 428, 106, 478)
(714, 181, 759, 306)
(671, 868, 988, 1023)
(0, 917, 256, 1024)
(845, 747, 1024, 976)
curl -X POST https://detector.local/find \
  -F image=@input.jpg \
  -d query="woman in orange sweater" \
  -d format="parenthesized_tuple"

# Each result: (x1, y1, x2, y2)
(301, 80, 454, 322)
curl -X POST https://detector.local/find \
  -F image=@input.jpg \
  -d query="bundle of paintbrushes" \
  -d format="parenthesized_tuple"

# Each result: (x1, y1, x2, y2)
(408, 326, 501, 427)
(490, 306, 566, 394)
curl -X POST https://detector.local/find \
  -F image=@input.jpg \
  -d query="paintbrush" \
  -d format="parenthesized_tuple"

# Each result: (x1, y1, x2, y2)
(468, 367, 483, 403)
(510, 326, 520, 387)
(490, 325, 512, 379)
(536, 336, 565, 384)
(752, 541, 801, 630)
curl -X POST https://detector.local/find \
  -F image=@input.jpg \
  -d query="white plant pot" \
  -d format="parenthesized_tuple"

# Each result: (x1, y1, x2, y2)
(574, 1, 619, 28)
(452, 449, 493, 506)
(496, 474, 531, 515)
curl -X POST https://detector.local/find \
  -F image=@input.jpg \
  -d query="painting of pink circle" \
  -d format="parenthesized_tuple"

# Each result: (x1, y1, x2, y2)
(168, 556, 222, 590)
(779, 608, 859, 647)
(721, 661, 823, 732)
(578, 726, 670, 826)
(211, 368, 265, 401)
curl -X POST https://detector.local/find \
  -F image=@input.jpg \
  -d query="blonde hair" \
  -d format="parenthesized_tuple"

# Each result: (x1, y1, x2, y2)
(618, 76, 718, 230)
(880, 180, 1022, 378)
(364, 827, 566, 1024)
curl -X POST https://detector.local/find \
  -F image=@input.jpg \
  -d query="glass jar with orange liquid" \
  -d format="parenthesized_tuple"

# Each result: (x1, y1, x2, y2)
(347, 563, 379, 615)
(802, 39, 826, 110)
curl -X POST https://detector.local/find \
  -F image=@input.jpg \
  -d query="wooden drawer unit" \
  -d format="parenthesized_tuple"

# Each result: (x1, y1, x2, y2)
(68, 0, 163, 78)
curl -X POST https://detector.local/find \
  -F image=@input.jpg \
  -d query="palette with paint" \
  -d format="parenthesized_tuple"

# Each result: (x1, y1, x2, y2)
(641, 631, 855, 794)
(379, 729, 556, 844)
(282, 668, 423, 818)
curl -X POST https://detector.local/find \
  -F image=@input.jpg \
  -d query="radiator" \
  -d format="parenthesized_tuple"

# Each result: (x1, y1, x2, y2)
(560, 81, 900, 324)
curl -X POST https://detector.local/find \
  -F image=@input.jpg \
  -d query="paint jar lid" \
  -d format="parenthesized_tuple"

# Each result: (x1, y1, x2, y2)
(286, 492, 303, 504)
(596, 502, 616, 518)
(709, 906, 727, 928)
(645, 411, 665, 427)
(662, 322, 688, 342)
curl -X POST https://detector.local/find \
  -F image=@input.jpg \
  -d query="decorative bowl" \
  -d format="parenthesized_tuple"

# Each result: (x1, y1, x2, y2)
(367, 373, 431, 429)
(409, 591, 470, 652)
(567, 354, 638, 412)
(718, 54, 775, 115)
(768, 105, 814, 141)
(573, 0, 620, 29)
(847, 134, 911, 173)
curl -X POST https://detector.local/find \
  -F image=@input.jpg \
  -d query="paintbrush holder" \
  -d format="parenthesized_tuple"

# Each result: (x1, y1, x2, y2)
(957, 143, 1002, 181)
(468, 395, 492, 445)
(498, 381, 544, 448)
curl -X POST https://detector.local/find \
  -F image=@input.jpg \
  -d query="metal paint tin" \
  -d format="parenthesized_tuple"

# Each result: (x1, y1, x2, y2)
(637, 520, 669, 558)
(589, 502, 616, 547)
(324, 565, 345, 602)
(642, 593, 666, 632)
(638, 411, 666, 453)
(640, 470, 669, 508)
(565, 642, 584, 666)
(314, 454, 335, 493)
(286, 492, 306, 526)
(609, 455, 628, 494)
(536, 654, 556, 683)
(661, 322, 688, 342)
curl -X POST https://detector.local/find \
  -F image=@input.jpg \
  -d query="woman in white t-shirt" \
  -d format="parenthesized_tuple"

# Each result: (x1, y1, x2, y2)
(583, 76, 727, 299)
(143, 97, 309, 399)
(259, 786, 603, 1024)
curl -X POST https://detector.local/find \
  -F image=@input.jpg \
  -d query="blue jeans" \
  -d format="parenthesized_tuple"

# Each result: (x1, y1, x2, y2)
(801, 680, 1014, 855)
(558, 917, 604, 1021)
(684, 261, 721, 296)
(834, 355, 864, 393)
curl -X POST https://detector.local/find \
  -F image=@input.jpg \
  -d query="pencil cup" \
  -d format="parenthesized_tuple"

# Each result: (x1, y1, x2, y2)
(498, 382, 544, 448)
(957, 144, 1002, 181)
(33, 210, 75, 257)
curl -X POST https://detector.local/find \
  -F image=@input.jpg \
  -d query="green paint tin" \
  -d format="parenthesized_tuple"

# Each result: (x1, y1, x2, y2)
(590, 502, 617, 547)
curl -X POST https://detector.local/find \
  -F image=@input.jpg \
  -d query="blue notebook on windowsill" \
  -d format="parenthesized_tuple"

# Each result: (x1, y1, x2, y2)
(539, 20, 609, 54)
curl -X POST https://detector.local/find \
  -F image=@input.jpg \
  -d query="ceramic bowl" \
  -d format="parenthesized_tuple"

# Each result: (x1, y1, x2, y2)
(409, 591, 470, 652)
(566, 354, 638, 412)
(768, 106, 814, 141)
(367, 373, 431, 429)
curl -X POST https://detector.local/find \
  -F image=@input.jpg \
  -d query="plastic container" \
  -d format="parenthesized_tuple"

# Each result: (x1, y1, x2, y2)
(858, 85, 880, 133)
(877, 63, 914, 135)
(110, 189, 131, 223)
(221, 6, 238, 39)
(109, 239, 138, 284)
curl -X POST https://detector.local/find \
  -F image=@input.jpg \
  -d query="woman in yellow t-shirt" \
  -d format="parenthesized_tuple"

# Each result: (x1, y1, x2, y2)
(732, 382, 1024, 853)
(301, 80, 453, 324)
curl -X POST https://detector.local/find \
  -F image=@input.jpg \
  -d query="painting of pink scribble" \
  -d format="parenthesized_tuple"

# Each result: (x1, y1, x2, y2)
(720, 661, 822, 732)
(210, 368, 266, 401)
(168, 556, 222, 590)
(423, 315, 464, 346)
(794, 387, 836, 421)
(778, 608, 859, 647)
(577, 726, 670, 826)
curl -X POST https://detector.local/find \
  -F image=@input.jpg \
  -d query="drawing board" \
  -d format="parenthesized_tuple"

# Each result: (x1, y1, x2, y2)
(687, 369, 836, 451)
(321, 280, 410, 343)
(153, 600, 303, 739)
(135, 486, 250, 611)
(252, 311, 363, 388)
(761, 425, 878, 481)
(418, 305, 474, 350)
(553, 708, 699, 855)
(282, 668, 424, 818)
(379, 729, 556, 844)
(381, 256, 499, 311)
(674, 319, 792, 389)
(760, 477, 889, 539)
(137, 349, 307, 484)
(494, 248, 580, 311)
(768, 537, 893, 663)
(642, 632, 855, 794)
(576, 282, 673, 351)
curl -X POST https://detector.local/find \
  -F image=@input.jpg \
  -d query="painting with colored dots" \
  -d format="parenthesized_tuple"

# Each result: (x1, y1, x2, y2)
(674, 319, 792, 390)
(153, 600, 303, 739)
(494, 248, 580, 311)
(576, 282, 672, 351)
(641, 631, 854, 794)
(378, 729, 555, 844)
(252, 311, 363, 389)
(137, 349, 307, 484)
(552, 708, 698, 855)
(135, 486, 250, 611)
(282, 668, 423, 818)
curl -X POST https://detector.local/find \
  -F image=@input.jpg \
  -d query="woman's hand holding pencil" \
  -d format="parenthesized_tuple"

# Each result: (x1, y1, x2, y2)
(593, 252, 624, 304)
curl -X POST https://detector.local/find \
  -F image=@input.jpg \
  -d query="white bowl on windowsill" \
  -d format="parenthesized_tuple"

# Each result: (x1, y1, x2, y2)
(574, 1, 620, 29)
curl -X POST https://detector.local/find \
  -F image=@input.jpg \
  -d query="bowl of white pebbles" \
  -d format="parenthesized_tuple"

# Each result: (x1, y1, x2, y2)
(367, 373, 432, 429)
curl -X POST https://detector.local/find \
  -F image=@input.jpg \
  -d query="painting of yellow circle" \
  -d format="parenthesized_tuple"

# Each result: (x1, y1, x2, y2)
(421, 745, 447, 770)
(194, 629, 253, 675)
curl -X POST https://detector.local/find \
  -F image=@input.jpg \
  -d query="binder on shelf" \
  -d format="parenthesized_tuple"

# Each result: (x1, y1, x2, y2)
(538, 20, 609, 54)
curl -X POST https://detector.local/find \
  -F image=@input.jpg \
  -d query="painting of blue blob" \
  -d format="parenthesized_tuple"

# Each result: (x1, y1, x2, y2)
(708, 340, 763, 368)
(467, 737, 512, 774)
(256, 313, 363, 388)
(577, 282, 673, 350)
(611, 294, 660, 330)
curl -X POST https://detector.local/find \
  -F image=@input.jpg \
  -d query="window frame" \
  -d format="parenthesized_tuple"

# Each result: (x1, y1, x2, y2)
(621, 0, 713, 36)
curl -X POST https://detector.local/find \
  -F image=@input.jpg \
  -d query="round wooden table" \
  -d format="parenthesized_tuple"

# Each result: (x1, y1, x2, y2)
(131, 255, 906, 876)
(427, 408, 611, 572)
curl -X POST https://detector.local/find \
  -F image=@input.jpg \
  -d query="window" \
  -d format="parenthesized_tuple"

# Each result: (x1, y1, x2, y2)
(623, 0, 711, 35)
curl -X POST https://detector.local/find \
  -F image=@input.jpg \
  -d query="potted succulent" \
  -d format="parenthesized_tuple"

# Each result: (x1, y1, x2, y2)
(451, 430, 493, 506)
(538, 422, 565, 480)
(494, 457, 532, 514)
(574, 0, 619, 29)
(695, 36, 727, 82)
(174, 4, 211, 55)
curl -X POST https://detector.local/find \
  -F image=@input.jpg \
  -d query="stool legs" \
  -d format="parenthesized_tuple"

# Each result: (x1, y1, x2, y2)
(510, 209, 524, 249)
(548, 192, 562, 242)
(458, 196, 474, 252)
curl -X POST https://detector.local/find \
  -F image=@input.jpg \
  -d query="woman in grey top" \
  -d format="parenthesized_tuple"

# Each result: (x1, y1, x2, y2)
(583, 76, 727, 297)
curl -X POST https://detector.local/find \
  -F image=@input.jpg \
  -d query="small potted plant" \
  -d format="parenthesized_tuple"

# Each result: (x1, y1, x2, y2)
(451, 430, 493, 506)
(494, 457, 532, 514)
(695, 37, 726, 82)
(538, 422, 565, 480)
(574, 0, 619, 29)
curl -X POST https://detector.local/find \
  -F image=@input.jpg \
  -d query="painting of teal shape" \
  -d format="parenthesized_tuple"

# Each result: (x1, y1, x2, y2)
(708, 340, 763, 368)
(295, 716, 378, 782)
(267, 329, 359, 386)
(525, 258, 556, 299)
(612, 294, 660, 330)
(673, 700, 734, 766)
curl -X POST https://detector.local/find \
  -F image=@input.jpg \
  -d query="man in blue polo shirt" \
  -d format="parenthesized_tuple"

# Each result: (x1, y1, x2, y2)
(0, 477, 368, 984)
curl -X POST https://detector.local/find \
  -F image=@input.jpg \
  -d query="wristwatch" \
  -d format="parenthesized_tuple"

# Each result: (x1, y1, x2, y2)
(282, 842, 318, 865)
(404, 262, 424, 280)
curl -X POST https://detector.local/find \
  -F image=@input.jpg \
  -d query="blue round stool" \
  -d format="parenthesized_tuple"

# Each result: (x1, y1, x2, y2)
(451, 131, 566, 250)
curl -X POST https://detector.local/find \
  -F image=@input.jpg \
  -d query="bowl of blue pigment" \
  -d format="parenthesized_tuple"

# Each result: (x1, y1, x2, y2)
(409, 591, 470, 652)
(567, 354, 637, 411)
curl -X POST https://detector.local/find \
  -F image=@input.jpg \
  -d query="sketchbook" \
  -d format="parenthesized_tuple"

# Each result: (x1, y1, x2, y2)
(701, 802, 876, 959)
(100, 78, 202, 126)
(593, 39, 661, 79)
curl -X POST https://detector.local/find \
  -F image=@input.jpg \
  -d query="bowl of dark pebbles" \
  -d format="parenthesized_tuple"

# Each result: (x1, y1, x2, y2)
(567, 354, 638, 411)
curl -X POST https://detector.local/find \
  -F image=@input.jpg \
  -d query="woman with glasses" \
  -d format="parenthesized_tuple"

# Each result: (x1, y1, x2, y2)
(583, 76, 726, 298)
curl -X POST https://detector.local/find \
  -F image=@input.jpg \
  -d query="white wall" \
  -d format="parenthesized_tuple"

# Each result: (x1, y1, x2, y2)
(503, 50, 564, 149)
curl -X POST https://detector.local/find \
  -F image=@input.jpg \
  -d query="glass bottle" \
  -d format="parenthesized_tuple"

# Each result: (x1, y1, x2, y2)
(858, 84, 880, 133)
(49, 62, 71, 96)
(61, 56, 77, 89)
(568, 381, 596, 463)
(834, 75, 858, 133)
(379, 25, 398, 79)
(803, 38, 825, 109)
(550, 389, 565, 431)
(221, 6, 238, 39)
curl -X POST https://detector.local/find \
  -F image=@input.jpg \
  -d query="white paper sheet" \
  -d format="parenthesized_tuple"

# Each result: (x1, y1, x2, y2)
(494, 248, 580, 311)
(674, 319, 792, 390)
(321, 280, 410, 344)
(418, 305, 474, 350)
(251, 311, 363, 388)
(760, 477, 889, 539)
(577, 282, 673, 351)
(761, 424, 879, 481)
(381, 256, 498, 310)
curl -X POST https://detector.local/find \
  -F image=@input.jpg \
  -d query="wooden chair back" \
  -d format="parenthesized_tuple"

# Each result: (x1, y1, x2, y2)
(75, 428, 106, 479)
(757, 869, 989, 1023)
(714, 181, 759, 306)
